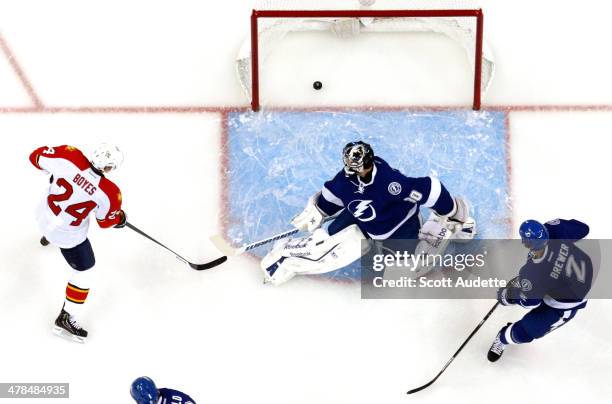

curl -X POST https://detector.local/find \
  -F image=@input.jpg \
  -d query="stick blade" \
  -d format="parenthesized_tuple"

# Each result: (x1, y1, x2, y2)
(407, 376, 437, 395)
(210, 235, 239, 256)
(189, 255, 228, 271)
(406, 384, 428, 395)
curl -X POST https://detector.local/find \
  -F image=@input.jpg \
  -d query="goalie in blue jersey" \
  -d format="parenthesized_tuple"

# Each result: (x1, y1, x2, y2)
(261, 140, 476, 284)
(487, 218, 592, 362)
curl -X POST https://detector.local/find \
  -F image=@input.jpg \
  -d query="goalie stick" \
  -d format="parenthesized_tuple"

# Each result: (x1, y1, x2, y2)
(210, 227, 300, 256)
(210, 213, 342, 256)
(407, 302, 499, 395)
(126, 222, 227, 270)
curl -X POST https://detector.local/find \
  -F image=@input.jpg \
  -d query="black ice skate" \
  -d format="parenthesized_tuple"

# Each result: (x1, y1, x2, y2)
(53, 308, 88, 343)
(40, 236, 49, 246)
(487, 327, 509, 362)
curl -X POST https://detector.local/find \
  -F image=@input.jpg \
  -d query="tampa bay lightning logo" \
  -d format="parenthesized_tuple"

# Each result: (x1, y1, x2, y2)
(388, 182, 402, 195)
(348, 200, 377, 222)
(520, 279, 533, 292)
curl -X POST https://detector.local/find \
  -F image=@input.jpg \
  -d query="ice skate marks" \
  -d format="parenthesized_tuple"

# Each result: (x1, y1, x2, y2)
(224, 110, 509, 280)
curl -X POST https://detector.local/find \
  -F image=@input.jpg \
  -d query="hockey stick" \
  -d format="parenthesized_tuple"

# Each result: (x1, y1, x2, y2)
(210, 212, 342, 256)
(210, 227, 300, 256)
(125, 222, 227, 270)
(407, 302, 499, 395)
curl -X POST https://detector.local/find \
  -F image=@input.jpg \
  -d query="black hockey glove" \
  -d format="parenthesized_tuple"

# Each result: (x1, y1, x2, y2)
(497, 276, 522, 306)
(114, 210, 127, 229)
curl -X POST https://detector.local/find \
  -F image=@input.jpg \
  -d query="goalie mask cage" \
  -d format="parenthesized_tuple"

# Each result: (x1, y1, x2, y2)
(237, 0, 494, 111)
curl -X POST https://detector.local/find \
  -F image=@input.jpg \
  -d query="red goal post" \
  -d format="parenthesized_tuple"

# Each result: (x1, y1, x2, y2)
(246, 7, 487, 111)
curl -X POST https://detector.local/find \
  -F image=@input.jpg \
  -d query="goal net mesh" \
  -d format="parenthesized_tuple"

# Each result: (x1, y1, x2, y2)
(237, 0, 494, 108)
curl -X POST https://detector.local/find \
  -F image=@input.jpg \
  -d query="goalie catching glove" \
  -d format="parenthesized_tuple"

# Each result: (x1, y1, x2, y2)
(418, 197, 475, 243)
(414, 197, 476, 272)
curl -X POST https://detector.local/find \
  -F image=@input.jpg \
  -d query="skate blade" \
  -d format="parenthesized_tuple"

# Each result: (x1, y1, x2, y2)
(53, 326, 86, 344)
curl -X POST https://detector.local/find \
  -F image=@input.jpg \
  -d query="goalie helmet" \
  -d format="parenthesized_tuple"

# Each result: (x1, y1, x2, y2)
(130, 377, 158, 404)
(519, 220, 549, 251)
(90, 143, 124, 173)
(342, 141, 374, 175)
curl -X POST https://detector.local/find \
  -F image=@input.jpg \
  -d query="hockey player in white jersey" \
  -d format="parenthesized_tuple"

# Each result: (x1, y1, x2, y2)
(261, 141, 475, 285)
(30, 144, 127, 342)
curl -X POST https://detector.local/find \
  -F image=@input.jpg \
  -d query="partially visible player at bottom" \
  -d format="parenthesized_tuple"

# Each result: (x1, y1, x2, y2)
(488, 218, 592, 362)
(131, 376, 196, 404)
(30, 144, 127, 342)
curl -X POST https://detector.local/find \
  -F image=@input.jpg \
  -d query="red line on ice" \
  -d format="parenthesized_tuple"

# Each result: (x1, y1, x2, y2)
(504, 112, 514, 237)
(219, 110, 230, 238)
(0, 32, 43, 109)
(1, 104, 612, 114)
(0, 106, 247, 114)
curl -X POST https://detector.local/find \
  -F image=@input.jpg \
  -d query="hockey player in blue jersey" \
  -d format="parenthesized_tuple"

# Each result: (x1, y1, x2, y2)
(261, 141, 475, 284)
(487, 218, 592, 362)
(130, 376, 195, 404)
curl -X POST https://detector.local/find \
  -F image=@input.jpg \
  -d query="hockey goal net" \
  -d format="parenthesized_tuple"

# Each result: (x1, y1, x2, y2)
(237, 0, 494, 111)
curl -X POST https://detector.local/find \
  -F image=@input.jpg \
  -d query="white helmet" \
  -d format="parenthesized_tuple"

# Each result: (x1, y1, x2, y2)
(90, 144, 124, 173)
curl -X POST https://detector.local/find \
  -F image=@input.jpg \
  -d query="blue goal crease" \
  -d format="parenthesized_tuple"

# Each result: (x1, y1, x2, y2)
(223, 110, 510, 281)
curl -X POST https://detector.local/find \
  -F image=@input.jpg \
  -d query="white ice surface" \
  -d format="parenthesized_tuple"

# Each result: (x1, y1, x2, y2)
(510, 112, 612, 237)
(0, 0, 611, 106)
(0, 1, 611, 404)
(0, 41, 32, 107)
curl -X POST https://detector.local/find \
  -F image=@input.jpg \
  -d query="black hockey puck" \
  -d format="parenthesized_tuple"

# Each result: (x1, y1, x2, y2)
(313, 81, 322, 90)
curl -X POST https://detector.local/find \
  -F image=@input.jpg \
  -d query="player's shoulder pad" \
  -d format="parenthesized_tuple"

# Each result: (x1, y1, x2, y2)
(29, 146, 47, 169)
(39, 145, 90, 170)
(373, 156, 392, 171)
(375, 157, 409, 181)
(330, 168, 346, 181)
(545, 218, 589, 240)
(98, 177, 122, 205)
(325, 169, 349, 192)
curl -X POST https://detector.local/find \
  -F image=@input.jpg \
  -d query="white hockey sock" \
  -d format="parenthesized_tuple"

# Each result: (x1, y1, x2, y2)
(63, 269, 94, 318)
(502, 323, 517, 345)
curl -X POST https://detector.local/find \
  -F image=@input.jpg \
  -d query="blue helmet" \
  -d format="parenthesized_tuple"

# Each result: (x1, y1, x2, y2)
(130, 377, 159, 404)
(519, 220, 549, 250)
